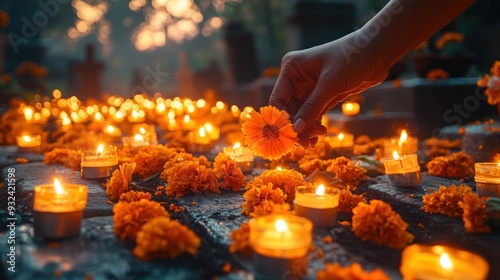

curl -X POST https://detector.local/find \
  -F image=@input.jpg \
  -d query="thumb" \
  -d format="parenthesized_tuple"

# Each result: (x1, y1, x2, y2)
(293, 85, 332, 134)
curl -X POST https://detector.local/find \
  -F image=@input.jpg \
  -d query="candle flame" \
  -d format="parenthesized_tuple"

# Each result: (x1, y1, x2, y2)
(276, 166, 282, 171)
(315, 184, 325, 196)
(106, 125, 114, 133)
(392, 150, 400, 160)
(139, 127, 146, 134)
(399, 130, 408, 143)
(345, 102, 354, 111)
(97, 144, 104, 154)
(233, 142, 241, 149)
(184, 115, 190, 123)
(440, 253, 452, 269)
(204, 123, 213, 132)
(134, 134, 144, 141)
(199, 127, 206, 137)
(338, 133, 345, 141)
(23, 135, 31, 142)
(54, 178, 64, 195)
(275, 219, 288, 233)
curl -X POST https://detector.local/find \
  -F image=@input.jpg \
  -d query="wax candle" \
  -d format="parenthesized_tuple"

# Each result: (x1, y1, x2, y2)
(326, 133, 354, 152)
(122, 133, 149, 148)
(475, 162, 500, 198)
(16, 135, 42, 153)
(103, 124, 122, 143)
(294, 184, 340, 227)
(382, 151, 422, 187)
(383, 130, 418, 157)
(223, 142, 254, 173)
(81, 144, 118, 179)
(188, 127, 213, 153)
(183, 115, 197, 131)
(342, 101, 360, 116)
(249, 215, 313, 279)
(400, 244, 489, 280)
(133, 124, 158, 146)
(33, 179, 88, 239)
(204, 122, 220, 142)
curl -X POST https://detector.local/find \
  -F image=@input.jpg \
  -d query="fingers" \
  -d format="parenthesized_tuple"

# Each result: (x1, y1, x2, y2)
(269, 73, 294, 110)
(293, 83, 331, 134)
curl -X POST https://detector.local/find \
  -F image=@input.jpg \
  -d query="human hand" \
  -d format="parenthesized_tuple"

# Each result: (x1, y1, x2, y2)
(269, 30, 390, 147)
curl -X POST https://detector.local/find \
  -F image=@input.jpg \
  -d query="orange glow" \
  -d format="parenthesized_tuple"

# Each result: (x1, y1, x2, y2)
(315, 184, 325, 196)
(54, 178, 64, 195)
(393, 151, 400, 160)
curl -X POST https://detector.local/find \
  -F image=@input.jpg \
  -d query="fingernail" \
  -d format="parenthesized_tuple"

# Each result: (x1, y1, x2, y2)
(293, 118, 306, 134)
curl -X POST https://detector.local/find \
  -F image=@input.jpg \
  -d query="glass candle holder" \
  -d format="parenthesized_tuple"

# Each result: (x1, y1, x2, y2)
(132, 124, 158, 146)
(382, 134, 418, 157)
(16, 135, 42, 153)
(400, 244, 489, 280)
(103, 124, 122, 143)
(122, 134, 149, 148)
(382, 153, 422, 187)
(475, 163, 500, 198)
(294, 185, 340, 227)
(33, 183, 88, 239)
(223, 143, 254, 173)
(249, 214, 313, 279)
(81, 145, 118, 179)
(188, 127, 213, 154)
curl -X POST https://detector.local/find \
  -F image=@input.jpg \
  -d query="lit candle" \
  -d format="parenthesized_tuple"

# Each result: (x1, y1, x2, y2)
(16, 135, 42, 153)
(183, 115, 197, 131)
(122, 133, 149, 148)
(384, 130, 418, 157)
(223, 142, 254, 173)
(80, 144, 118, 179)
(341, 101, 360, 116)
(474, 162, 500, 198)
(294, 184, 340, 227)
(188, 127, 213, 153)
(203, 122, 220, 142)
(327, 133, 354, 151)
(400, 244, 489, 280)
(103, 124, 122, 143)
(33, 178, 88, 239)
(133, 124, 158, 146)
(382, 151, 422, 187)
(249, 215, 313, 279)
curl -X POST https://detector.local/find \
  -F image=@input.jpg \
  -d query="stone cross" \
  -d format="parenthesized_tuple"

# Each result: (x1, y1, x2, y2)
(73, 44, 105, 102)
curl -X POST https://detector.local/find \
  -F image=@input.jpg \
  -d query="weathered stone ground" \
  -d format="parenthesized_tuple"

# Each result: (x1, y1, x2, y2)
(1, 146, 499, 280)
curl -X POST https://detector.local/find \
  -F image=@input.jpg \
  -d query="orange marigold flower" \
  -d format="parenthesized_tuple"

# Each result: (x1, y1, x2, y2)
(119, 190, 152, 203)
(245, 168, 306, 201)
(250, 200, 291, 218)
(426, 151, 474, 179)
(490, 61, 500, 77)
(421, 184, 473, 217)
(426, 68, 449, 80)
(0, 10, 9, 29)
(162, 151, 210, 174)
(229, 222, 252, 255)
(133, 217, 200, 260)
(242, 106, 298, 160)
(43, 148, 81, 170)
(423, 137, 461, 150)
(338, 189, 367, 214)
(113, 199, 169, 241)
(16, 61, 48, 77)
(458, 193, 490, 233)
(164, 160, 218, 197)
(242, 183, 287, 215)
(477, 74, 490, 88)
(317, 262, 390, 280)
(213, 153, 246, 191)
(106, 162, 136, 201)
(352, 200, 414, 249)
(326, 157, 368, 190)
(133, 145, 180, 178)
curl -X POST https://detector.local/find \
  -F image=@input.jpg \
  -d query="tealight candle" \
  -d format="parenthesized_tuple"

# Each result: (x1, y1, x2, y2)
(103, 124, 122, 143)
(203, 122, 220, 143)
(188, 127, 213, 153)
(182, 115, 197, 131)
(223, 142, 254, 173)
(326, 133, 354, 152)
(342, 101, 360, 116)
(382, 151, 422, 187)
(16, 135, 42, 153)
(474, 162, 500, 198)
(294, 184, 340, 227)
(133, 124, 158, 146)
(122, 134, 149, 148)
(33, 179, 88, 239)
(249, 215, 312, 279)
(400, 244, 489, 280)
(81, 144, 118, 179)
(383, 130, 418, 157)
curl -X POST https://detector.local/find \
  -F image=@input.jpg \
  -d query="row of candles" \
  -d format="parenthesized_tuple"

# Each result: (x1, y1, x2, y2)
(33, 178, 490, 279)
